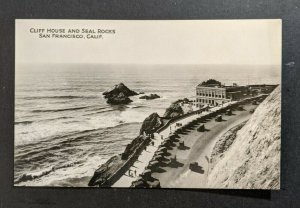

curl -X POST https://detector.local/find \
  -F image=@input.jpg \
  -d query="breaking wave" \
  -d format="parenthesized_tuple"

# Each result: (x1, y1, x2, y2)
(15, 162, 81, 184)
(19, 95, 98, 100)
(31, 106, 90, 113)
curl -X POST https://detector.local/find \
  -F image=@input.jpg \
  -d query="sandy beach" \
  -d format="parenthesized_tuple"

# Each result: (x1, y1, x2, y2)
(151, 103, 257, 188)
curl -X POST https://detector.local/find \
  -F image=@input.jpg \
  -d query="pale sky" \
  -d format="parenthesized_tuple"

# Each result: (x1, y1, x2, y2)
(16, 19, 281, 66)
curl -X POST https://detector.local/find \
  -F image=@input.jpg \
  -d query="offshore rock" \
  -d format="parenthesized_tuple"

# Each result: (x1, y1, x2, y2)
(103, 83, 138, 104)
(139, 94, 160, 100)
(107, 92, 133, 105)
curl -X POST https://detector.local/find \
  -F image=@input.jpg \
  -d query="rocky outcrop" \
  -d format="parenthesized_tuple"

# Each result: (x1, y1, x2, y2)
(88, 155, 123, 186)
(103, 83, 138, 105)
(89, 135, 151, 187)
(88, 112, 163, 187)
(139, 113, 163, 135)
(139, 94, 160, 100)
(208, 86, 281, 189)
(121, 136, 150, 160)
(107, 92, 133, 105)
(163, 102, 184, 118)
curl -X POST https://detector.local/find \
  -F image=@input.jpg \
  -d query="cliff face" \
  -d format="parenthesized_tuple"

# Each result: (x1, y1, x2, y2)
(139, 113, 162, 135)
(208, 86, 281, 189)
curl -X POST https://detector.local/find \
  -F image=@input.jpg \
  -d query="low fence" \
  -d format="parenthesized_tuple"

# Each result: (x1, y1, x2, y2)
(156, 94, 266, 134)
(156, 109, 206, 133)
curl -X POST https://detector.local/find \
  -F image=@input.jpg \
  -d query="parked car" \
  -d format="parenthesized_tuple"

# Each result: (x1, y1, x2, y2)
(197, 124, 205, 132)
(189, 162, 199, 170)
(215, 115, 222, 122)
(225, 109, 232, 115)
(237, 106, 244, 111)
(252, 100, 258, 105)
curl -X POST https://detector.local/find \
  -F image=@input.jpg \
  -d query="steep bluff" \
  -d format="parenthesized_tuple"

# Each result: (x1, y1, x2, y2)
(208, 86, 281, 189)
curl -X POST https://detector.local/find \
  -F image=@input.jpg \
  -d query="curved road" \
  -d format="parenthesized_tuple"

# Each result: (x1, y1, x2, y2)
(152, 103, 257, 188)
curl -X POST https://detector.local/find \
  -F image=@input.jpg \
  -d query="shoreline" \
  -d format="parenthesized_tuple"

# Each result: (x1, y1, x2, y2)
(88, 94, 268, 188)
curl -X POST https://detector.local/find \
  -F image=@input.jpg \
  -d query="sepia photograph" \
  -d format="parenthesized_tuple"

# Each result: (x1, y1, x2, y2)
(15, 19, 281, 189)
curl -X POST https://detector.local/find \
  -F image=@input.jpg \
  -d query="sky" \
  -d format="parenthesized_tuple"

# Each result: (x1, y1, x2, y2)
(16, 19, 281, 66)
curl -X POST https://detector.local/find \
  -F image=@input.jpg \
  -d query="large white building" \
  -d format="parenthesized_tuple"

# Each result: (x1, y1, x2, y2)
(193, 80, 250, 107)
(195, 85, 229, 107)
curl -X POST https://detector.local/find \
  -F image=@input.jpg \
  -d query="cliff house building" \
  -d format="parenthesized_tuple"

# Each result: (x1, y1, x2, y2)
(193, 79, 278, 108)
(193, 79, 249, 107)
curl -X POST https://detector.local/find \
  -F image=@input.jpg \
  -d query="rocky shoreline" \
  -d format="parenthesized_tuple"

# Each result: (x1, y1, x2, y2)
(88, 135, 152, 187)
(88, 113, 166, 187)
(88, 97, 185, 187)
(89, 83, 272, 188)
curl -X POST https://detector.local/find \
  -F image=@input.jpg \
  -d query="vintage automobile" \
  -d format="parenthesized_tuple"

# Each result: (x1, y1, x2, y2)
(237, 106, 244, 111)
(189, 162, 199, 170)
(141, 169, 152, 180)
(252, 100, 258, 105)
(215, 115, 222, 122)
(197, 124, 205, 132)
(225, 109, 232, 115)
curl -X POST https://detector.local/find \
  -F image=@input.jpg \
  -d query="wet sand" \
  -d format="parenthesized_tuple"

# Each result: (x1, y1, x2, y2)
(152, 103, 258, 188)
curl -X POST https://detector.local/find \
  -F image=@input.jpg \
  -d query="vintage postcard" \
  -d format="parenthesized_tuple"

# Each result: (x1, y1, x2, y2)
(15, 19, 281, 189)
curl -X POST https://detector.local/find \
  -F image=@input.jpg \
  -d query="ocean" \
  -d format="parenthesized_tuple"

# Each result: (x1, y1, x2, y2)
(14, 64, 280, 186)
